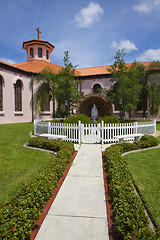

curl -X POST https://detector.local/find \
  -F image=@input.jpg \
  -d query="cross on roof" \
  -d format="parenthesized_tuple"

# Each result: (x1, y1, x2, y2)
(36, 27, 41, 39)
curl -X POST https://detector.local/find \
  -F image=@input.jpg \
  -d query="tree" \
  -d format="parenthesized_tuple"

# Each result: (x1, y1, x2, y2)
(107, 49, 141, 118)
(54, 51, 83, 116)
(31, 67, 58, 117)
(134, 61, 160, 118)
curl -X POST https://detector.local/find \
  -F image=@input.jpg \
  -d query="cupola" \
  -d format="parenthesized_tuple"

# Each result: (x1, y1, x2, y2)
(23, 28, 55, 62)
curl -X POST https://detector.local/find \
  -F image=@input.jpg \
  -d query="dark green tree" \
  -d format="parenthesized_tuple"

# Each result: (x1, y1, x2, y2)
(107, 49, 141, 118)
(55, 51, 83, 116)
(134, 61, 160, 118)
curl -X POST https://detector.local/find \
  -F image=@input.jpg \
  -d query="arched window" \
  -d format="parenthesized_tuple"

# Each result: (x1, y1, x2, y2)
(93, 84, 102, 93)
(38, 47, 42, 58)
(30, 48, 34, 58)
(46, 50, 49, 60)
(0, 76, 3, 111)
(15, 80, 22, 111)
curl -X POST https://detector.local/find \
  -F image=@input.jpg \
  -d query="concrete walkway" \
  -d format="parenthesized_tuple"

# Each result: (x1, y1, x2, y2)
(35, 144, 109, 240)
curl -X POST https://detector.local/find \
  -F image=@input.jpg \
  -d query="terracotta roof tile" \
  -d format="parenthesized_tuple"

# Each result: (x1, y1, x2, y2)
(77, 62, 151, 76)
(14, 60, 80, 76)
(14, 60, 63, 74)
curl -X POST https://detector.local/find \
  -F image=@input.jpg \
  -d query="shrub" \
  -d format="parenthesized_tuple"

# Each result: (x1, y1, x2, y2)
(64, 114, 92, 124)
(138, 135, 159, 149)
(0, 139, 74, 239)
(97, 115, 120, 124)
(123, 119, 152, 123)
(104, 136, 159, 239)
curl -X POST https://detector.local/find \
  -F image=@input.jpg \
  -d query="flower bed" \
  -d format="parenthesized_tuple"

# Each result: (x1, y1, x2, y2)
(104, 135, 160, 239)
(0, 138, 74, 239)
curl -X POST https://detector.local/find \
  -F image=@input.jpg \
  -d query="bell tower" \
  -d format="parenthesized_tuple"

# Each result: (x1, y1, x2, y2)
(22, 28, 55, 62)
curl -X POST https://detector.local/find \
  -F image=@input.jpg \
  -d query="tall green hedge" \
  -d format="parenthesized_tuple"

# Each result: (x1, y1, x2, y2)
(104, 136, 160, 239)
(0, 138, 74, 239)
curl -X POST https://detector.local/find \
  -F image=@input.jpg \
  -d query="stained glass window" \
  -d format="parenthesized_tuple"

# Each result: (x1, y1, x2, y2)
(15, 80, 22, 111)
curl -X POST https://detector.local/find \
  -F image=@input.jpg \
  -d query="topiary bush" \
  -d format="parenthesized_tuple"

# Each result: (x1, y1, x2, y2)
(0, 139, 74, 239)
(104, 136, 160, 239)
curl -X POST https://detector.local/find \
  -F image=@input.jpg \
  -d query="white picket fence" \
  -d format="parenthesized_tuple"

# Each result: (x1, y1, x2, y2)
(34, 119, 156, 144)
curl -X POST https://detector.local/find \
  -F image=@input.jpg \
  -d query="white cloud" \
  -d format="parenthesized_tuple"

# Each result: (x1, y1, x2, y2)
(74, 2, 104, 28)
(134, 0, 160, 13)
(137, 49, 160, 61)
(111, 40, 138, 53)
(0, 58, 16, 64)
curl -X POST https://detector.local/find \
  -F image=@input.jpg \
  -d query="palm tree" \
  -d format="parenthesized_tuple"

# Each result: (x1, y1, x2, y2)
(31, 67, 57, 117)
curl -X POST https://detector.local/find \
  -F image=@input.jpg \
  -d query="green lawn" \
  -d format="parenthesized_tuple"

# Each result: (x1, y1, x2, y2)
(0, 122, 53, 208)
(124, 148, 160, 227)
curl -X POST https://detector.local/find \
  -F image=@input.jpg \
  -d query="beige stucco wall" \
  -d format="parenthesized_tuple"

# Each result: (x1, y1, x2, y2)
(0, 69, 32, 124)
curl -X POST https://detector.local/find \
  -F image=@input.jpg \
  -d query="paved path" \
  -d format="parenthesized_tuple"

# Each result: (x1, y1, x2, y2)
(35, 144, 109, 240)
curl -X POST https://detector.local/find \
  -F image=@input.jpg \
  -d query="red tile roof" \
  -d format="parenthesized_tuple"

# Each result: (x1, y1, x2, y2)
(0, 59, 152, 77)
(77, 62, 151, 76)
(14, 60, 63, 74)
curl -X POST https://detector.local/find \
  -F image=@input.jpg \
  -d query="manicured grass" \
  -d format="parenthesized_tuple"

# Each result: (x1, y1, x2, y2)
(156, 122, 160, 143)
(156, 122, 160, 131)
(124, 148, 160, 227)
(0, 123, 53, 208)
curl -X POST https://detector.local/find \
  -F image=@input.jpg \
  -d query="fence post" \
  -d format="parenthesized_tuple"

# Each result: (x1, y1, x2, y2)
(153, 119, 156, 135)
(101, 121, 104, 144)
(78, 121, 81, 144)
(34, 119, 37, 135)
(48, 122, 51, 134)
(134, 122, 138, 134)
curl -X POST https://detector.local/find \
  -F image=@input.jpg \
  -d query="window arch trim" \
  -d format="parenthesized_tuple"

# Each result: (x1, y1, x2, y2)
(93, 83, 102, 93)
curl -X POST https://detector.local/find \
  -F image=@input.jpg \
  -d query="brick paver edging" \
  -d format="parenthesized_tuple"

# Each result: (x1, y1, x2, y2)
(29, 151, 77, 240)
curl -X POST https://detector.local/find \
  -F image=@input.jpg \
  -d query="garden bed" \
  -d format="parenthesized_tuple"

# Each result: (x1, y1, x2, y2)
(0, 137, 75, 239)
(104, 135, 160, 239)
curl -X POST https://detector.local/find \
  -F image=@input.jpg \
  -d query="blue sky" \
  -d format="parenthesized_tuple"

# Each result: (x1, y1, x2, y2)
(0, 0, 160, 68)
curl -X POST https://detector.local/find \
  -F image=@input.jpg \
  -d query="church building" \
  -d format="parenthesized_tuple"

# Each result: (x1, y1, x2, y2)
(0, 31, 158, 124)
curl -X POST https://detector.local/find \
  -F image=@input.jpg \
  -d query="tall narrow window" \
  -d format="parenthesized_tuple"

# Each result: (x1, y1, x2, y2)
(41, 96, 50, 111)
(30, 48, 34, 58)
(46, 50, 49, 60)
(38, 47, 42, 58)
(15, 80, 22, 111)
(0, 76, 3, 111)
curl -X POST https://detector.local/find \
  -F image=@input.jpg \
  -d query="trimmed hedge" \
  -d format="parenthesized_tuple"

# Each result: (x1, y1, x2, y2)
(0, 138, 74, 239)
(97, 115, 120, 124)
(64, 114, 92, 124)
(105, 135, 160, 239)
